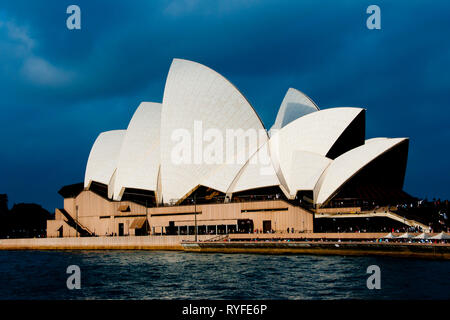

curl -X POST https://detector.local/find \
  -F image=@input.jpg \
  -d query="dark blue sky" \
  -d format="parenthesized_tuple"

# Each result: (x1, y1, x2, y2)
(1, 0, 449, 211)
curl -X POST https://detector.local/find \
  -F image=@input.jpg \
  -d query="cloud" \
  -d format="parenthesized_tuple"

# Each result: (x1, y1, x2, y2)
(0, 0, 450, 210)
(21, 56, 74, 86)
(2, 19, 34, 49)
(0, 17, 75, 95)
(163, 0, 258, 16)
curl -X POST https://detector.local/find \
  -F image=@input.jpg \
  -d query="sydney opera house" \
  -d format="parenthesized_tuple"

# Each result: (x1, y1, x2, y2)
(47, 59, 414, 238)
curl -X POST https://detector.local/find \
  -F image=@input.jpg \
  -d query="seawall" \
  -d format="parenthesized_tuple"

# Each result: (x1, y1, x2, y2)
(0, 235, 211, 250)
(1, 234, 449, 260)
(182, 241, 450, 260)
(0, 233, 388, 250)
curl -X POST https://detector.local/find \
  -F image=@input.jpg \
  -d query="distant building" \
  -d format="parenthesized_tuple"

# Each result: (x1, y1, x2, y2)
(1, 200, 51, 239)
(0, 194, 7, 214)
(48, 59, 413, 238)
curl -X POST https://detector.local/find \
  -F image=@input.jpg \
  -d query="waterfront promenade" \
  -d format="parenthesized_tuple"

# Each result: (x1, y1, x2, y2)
(0, 235, 212, 250)
(0, 233, 449, 259)
(0, 232, 387, 250)
(182, 241, 450, 260)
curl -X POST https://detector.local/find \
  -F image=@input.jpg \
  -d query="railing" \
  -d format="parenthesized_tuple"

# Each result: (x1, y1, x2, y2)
(57, 208, 94, 236)
(384, 210, 429, 230)
(118, 192, 295, 208)
(205, 234, 229, 242)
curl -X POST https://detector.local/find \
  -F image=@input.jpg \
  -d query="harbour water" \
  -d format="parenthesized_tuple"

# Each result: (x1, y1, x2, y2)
(0, 250, 448, 300)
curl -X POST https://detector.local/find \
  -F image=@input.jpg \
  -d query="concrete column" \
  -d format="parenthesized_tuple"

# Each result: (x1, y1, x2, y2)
(178, 226, 180, 235)
(225, 225, 228, 234)
(215, 225, 218, 235)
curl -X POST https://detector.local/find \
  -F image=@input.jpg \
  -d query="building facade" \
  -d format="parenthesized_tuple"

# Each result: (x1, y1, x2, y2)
(47, 58, 410, 237)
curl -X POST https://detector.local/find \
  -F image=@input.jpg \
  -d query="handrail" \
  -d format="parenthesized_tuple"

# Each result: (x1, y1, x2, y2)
(57, 208, 94, 236)
(206, 234, 229, 242)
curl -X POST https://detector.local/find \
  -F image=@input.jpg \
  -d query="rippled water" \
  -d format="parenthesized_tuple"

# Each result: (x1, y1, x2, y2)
(0, 251, 448, 300)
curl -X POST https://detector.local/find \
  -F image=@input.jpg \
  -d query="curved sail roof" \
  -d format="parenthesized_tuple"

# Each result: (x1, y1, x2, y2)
(365, 137, 387, 144)
(314, 138, 409, 206)
(268, 107, 363, 197)
(80, 59, 410, 207)
(270, 88, 319, 133)
(227, 142, 280, 194)
(274, 107, 364, 157)
(112, 102, 162, 200)
(84, 130, 125, 189)
(160, 59, 267, 203)
(289, 150, 332, 193)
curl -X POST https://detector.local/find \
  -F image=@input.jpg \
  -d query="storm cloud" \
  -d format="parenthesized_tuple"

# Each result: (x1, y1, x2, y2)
(0, 0, 449, 210)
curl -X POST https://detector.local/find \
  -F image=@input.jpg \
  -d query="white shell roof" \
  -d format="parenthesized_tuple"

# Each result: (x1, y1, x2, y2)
(270, 88, 319, 134)
(275, 107, 364, 157)
(268, 107, 363, 197)
(82, 59, 409, 207)
(160, 59, 267, 202)
(289, 150, 332, 193)
(84, 130, 125, 188)
(314, 138, 409, 206)
(227, 142, 280, 194)
(365, 137, 387, 144)
(112, 102, 162, 200)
